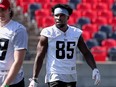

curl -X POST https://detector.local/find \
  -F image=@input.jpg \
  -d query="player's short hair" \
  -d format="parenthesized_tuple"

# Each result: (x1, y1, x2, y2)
(51, 4, 73, 16)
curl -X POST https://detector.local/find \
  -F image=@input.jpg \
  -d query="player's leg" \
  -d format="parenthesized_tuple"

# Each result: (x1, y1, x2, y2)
(9, 78, 25, 87)
(67, 82, 76, 87)
(48, 80, 66, 87)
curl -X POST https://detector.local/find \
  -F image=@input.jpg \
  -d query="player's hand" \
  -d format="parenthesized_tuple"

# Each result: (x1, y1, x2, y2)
(28, 78, 38, 87)
(92, 68, 101, 85)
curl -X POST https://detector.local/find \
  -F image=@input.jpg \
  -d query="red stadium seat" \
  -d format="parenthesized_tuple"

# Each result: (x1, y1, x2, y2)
(68, 16, 75, 25)
(99, 0, 115, 4)
(108, 47, 116, 61)
(21, 3, 30, 13)
(52, 0, 68, 4)
(101, 39, 116, 51)
(76, 3, 91, 11)
(109, 17, 116, 31)
(93, 3, 108, 11)
(35, 0, 50, 5)
(98, 10, 113, 19)
(16, 0, 35, 13)
(82, 24, 98, 38)
(35, 9, 50, 17)
(42, 16, 54, 28)
(16, 0, 35, 6)
(99, 0, 115, 7)
(91, 46, 107, 62)
(82, 10, 97, 20)
(86, 39, 99, 49)
(91, 17, 108, 27)
(82, 31, 91, 41)
(42, 3, 54, 10)
(35, 16, 44, 28)
(70, 10, 81, 23)
(82, 0, 98, 4)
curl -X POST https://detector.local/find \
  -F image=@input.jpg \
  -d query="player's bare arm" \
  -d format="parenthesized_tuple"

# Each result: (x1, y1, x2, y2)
(2, 49, 26, 86)
(77, 36, 97, 70)
(33, 35, 48, 78)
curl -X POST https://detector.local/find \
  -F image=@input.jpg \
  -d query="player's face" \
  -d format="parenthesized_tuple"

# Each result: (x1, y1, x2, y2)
(0, 8, 10, 24)
(54, 13, 69, 29)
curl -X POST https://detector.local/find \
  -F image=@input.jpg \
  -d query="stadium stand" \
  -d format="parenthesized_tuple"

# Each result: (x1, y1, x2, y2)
(82, 24, 98, 38)
(29, 3, 41, 20)
(42, 16, 54, 28)
(76, 3, 92, 11)
(108, 47, 116, 61)
(109, 17, 116, 31)
(76, 17, 91, 28)
(93, 3, 109, 11)
(111, 2, 116, 16)
(69, 10, 81, 24)
(82, 10, 97, 20)
(99, 25, 113, 38)
(85, 39, 99, 49)
(69, 0, 81, 9)
(110, 32, 116, 40)
(101, 38, 116, 51)
(82, 31, 91, 41)
(82, 0, 98, 4)
(93, 31, 107, 45)
(91, 17, 108, 27)
(91, 46, 107, 62)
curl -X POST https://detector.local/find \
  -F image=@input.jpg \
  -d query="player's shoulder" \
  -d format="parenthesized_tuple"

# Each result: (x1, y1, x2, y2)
(12, 20, 26, 29)
(41, 25, 56, 34)
(40, 25, 55, 37)
(68, 25, 82, 32)
(8, 20, 27, 32)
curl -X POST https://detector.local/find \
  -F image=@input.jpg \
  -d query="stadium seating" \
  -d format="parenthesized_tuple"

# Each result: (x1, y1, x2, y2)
(82, 31, 91, 41)
(91, 17, 108, 27)
(35, 16, 44, 28)
(52, 0, 68, 4)
(110, 32, 116, 40)
(109, 17, 116, 31)
(82, 24, 98, 38)
(99, 0, 115, 7)
(108, 47, 116, 61)
(76, 17, 91, 28)
(101, 38, 116, 51)
(68, 16, 75, 25)
(42, 3, 54, 10)
(69, 0, 81, 9)
(42, 16, 54, 28)
(82, 0, 98, 4)
(99, 25, 113, 38)
(76, 3, 91, 11)
(16, 0, 35, 13)
(93, 3, 108, 11)
(85, 39, 99, 49)
(35, 0, 51, 5)
(35, 9, 50, 17)
(111, 3, 116, 16)
(82, 10, 97, 20)
(29, 3, 41, 20)
(91, 46, 107, 62)
(98, 10, 113, 20)
(70, 10, 81, 24)
(93, 31, 107, 45)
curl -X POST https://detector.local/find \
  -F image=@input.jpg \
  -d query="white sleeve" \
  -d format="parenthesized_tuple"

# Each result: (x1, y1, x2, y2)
(13, 27, 28, 50)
